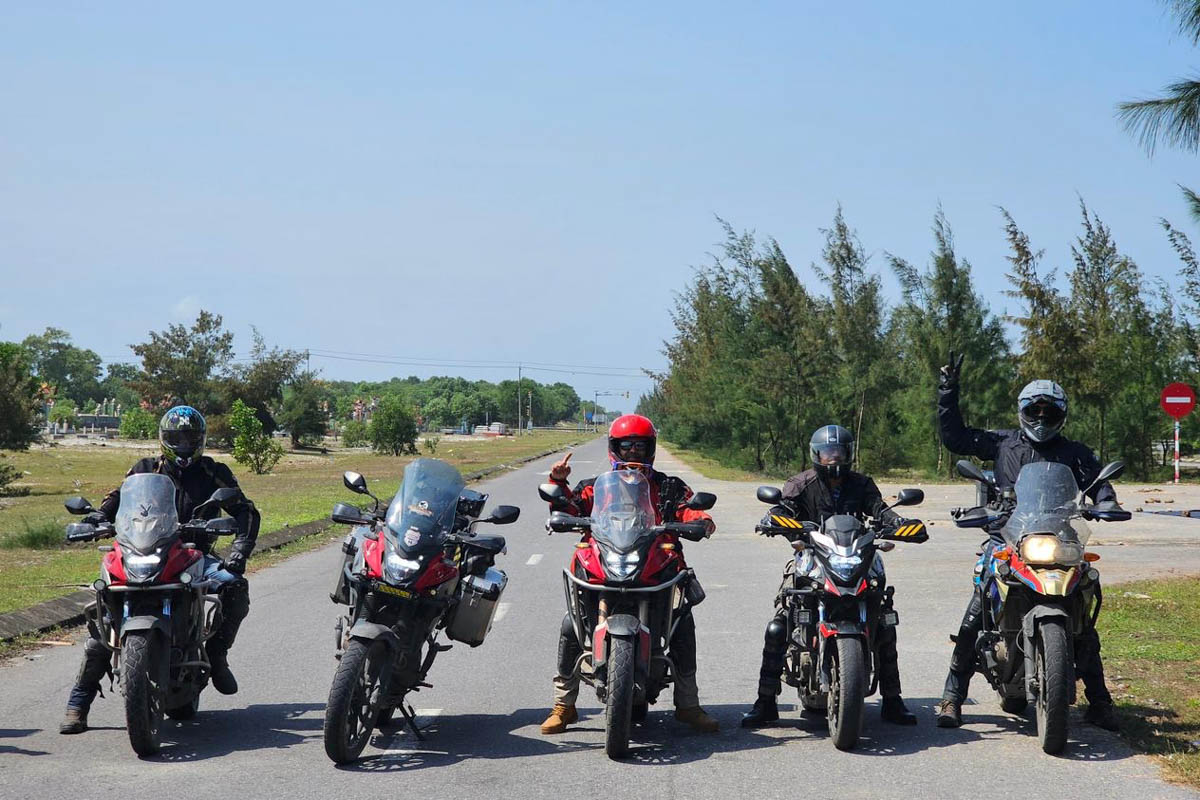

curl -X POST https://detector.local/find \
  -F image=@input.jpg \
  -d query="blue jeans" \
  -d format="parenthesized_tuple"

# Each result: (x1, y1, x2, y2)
(202, 555, 239, 587)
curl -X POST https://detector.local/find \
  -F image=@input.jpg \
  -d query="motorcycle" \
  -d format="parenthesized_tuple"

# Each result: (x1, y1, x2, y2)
(539, 469, 715, 759)
(952, 458, 1130, 754)
(64, 473, 245, 756)
(754, 485, 927, 751)
(323, 458, 519, 764)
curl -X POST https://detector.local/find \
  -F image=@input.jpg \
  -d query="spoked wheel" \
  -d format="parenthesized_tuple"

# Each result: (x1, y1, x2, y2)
(123, 631, 169, 757)
(604, 637, 635, 759)
(324, 638, 391, 764)
(827, 637, 865, 752)
(1035, 619, 1070, 755)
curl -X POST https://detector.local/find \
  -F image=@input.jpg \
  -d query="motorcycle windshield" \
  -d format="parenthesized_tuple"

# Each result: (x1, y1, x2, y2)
(590, 470, 656, 553)
(114, 473, 179, 554)
(385, 458, 465, 554)
(1003, 462, 1087, 546)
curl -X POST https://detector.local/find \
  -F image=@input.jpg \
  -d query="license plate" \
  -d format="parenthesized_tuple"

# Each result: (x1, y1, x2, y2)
(375, 584, 414, 599)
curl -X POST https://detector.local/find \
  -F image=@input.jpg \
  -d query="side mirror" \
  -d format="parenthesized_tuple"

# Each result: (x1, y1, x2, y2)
(343, 471, 369, 495)
(538, 483, 569, 510)
(685, 492, 717, 511)
(756, 486, 783, 505)
(892, 488, 925, 507)
(956, 459, 987, 483)
(485, 505, 521, 525)
(65, 496, 95, 516)
(331, 502, 372, 527)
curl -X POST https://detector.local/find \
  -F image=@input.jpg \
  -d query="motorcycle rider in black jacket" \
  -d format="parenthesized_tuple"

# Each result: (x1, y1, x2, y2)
(934, 354, 1122, 731)
(741, 425, 919, 727)
(60, 406, 260, 734)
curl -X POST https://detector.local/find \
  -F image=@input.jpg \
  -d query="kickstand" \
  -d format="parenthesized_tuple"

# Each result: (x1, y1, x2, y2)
(398, 702, 427, 741)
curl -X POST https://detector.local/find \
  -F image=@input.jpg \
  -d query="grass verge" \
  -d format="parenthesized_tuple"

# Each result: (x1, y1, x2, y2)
(0, 431, 590, 616)
(1098, 576, 1200, 787)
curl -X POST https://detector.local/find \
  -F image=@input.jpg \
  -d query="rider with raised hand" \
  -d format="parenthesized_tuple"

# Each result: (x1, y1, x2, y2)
(538, 413, 719, 736)
(934, 353, 1122, 731)
(60, 406, 260, 735)
(742, 425, 920, 727)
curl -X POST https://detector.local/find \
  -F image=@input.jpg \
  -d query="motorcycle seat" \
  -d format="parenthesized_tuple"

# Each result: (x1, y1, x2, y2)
(467, 533, 507, 554)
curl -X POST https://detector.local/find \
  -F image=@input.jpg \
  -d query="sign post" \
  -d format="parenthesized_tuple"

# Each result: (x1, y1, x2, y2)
(1160, 383, 1197, 484)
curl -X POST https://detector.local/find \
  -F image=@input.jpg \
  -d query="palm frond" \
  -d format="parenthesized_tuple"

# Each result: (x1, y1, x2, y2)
(1117, 77, 1200, 154)
(1168, 0, 1200, 44)
(1181, 183, 1200, 224)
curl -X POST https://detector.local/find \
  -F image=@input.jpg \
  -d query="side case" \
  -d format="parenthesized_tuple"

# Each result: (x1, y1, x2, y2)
(446, 567, 508, 647)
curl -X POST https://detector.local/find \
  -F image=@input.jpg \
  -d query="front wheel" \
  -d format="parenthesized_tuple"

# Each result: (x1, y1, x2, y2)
(123, 631, 169, 757)
(1035, 619, 1071, 754)
(828, 637, 865, 751)
(605, 637, 635, 759)
(324, 638, 391, 764)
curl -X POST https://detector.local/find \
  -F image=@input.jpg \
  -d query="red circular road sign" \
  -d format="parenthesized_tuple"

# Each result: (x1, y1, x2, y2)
(1161, 382, 1197, 419)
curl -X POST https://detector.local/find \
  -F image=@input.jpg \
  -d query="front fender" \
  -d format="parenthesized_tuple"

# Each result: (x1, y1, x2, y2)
(120, 615, 169, 640)
(592, 614, 650, 674)
(1021, 606, 1073, 701)
(348, 620, 401, 650)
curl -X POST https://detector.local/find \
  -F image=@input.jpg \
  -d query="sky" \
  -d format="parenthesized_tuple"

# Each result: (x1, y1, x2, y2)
(2, 1, 1199, 414)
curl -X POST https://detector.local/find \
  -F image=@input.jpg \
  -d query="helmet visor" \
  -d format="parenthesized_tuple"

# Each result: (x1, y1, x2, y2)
(813, 442, 851, 466)
(162, 429, 205, 458)
(1019, 398, 1066, 428)
(612, 438, 653, 462)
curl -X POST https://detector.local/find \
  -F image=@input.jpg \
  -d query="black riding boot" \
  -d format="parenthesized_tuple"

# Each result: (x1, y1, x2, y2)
(742, 614, 786, 727)
(939, 590, 983, 728)
(1076, 626, 1118, 730)
(207, 579, 250, 695)
(876, 625, 916, 725)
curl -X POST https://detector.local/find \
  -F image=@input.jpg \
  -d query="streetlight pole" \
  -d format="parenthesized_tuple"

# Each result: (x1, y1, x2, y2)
(516, 363, 522, 436)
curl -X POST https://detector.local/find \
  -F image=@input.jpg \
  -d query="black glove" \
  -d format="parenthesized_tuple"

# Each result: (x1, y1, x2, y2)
(222, 551, 247, 575)
(939, 350, 965, 390)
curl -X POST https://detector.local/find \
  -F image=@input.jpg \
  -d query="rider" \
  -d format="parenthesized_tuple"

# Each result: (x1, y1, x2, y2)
(934, 354, 1123, 731)
(59, 406, 260, 734)
(538, 413, 720, 735)
(742, 424, 920, 727)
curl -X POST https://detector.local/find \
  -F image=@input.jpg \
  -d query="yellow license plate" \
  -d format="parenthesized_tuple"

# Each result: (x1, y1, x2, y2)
(376, 584, 414, 599)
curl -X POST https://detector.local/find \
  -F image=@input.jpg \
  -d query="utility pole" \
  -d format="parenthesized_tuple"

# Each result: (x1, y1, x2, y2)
(306, 349, 311, 375)
(516, 363, 522, 436)
(527, 389, 533, 430)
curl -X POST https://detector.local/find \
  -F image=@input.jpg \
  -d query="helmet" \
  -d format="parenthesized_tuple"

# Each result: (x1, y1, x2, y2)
(160, 405, 207, 468)
(1018, 380, 1067, 444)
(608, 414, 657, 469)
(810, 424, 854, 480)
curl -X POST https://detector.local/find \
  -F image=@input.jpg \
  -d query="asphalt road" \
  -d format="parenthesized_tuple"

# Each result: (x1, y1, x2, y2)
(2, 438, 1197, 799)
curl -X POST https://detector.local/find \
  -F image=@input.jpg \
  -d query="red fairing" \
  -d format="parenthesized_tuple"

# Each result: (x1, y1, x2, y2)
(363, 536, 384, 580)
(593, 620, 609, 664)
(640, 543, 682, 585)
(414, 554, 458, 591)
(104, 543, 127, 585)
(571, 541, 607, 584)
(159, 540, 202, 583)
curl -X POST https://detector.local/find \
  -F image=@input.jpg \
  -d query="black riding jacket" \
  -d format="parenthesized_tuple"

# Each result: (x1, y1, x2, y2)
(98, 455, 260, 560)
(767, 468, 901, 541)
(937, 384, 1117, 506)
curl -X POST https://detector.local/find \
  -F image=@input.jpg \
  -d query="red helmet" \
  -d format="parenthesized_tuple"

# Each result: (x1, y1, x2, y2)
(608, 414, 657, 468)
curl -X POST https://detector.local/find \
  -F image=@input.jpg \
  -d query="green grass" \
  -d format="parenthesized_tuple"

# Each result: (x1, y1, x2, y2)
(0, 431, 589, 616)
(660, 441, 774, 482)
(1098, 577, 1200, 787)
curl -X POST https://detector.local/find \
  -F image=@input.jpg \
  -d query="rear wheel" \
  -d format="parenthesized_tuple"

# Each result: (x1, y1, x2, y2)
(1035, 619, 1071, 755)
(828, 638, 865, 752)
(324, 638, 390, 764)
(605, 637, 635, 759)
(123, 631, 168, 757)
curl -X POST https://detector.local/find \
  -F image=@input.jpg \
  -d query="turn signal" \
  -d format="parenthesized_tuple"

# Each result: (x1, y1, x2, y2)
(575, 542, 589, 549)
(1084, 552, 1101, 562)
(992, 549, 1011, 561)
(660, 543, 675, 551)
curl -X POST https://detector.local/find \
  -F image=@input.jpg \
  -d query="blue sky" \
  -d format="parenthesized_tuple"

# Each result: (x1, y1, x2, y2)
(2, 1, 1198, 412)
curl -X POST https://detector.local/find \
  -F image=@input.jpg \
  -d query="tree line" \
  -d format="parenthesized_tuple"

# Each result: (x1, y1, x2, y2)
(640, 203, 1200, 480)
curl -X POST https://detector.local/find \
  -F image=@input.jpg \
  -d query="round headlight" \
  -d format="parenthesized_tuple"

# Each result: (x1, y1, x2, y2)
(1020, 535, 1059, 565)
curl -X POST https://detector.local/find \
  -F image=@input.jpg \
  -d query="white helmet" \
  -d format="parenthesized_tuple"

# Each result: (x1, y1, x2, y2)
(1018, 380, 1067, 443)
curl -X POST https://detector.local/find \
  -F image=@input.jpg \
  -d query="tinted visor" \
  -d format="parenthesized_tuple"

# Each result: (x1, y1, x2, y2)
(613, 438, 652, 460)
(1019, 398, 1066, 427)
(813, 443, 851, 465)
(163, 429, 204, 457)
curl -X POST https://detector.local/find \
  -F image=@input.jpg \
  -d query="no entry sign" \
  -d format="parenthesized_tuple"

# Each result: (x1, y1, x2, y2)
(1161, 383, 1197, 420)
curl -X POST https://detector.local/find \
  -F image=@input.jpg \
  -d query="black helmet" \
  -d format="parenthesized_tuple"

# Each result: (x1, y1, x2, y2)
(810, 424, 854, 480)
(160, 405, 206, 468)
(1017, 380, 1067, 444)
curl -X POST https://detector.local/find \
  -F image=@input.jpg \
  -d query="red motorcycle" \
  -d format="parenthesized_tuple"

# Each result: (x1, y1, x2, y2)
(540, 469, 715, 758)
(323, 458, 519, 763)
(64, 473, 244, 756)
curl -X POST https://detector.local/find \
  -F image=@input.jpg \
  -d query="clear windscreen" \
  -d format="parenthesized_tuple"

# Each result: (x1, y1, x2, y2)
(385, 458, 465, 552)
(1004, 462, 1086, 545)
(590, 470, 656, 553)
(114, 473, 179, 554)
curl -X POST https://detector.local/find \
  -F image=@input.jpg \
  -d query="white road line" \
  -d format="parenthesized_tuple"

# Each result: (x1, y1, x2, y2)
(526, 553, 543, 566)
(494, 602, 510, 622)
(415, 708, 444, 718)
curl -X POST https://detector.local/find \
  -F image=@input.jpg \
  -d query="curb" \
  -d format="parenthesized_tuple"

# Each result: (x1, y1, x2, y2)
(0, 441, 584, 641)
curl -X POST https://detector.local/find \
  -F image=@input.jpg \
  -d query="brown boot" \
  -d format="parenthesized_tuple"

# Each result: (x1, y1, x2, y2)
(59, 708, 88, 735)
(675, 706, 720, 732)
(540, 703, 578, 734)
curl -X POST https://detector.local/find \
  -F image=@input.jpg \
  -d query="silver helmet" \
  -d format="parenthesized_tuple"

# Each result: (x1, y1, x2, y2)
(1017, 380, 1067, 443)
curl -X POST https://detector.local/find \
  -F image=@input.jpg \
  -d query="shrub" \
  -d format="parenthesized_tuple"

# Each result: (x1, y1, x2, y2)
(119, 407, 159, 439)
(423, 434, 440, 455)
(342, 419, 369, 448)
(0, 456, 24, 496)
(371, 396, 418, 456)
(229, 399, 283, 474)
(0, 519, 63, 550)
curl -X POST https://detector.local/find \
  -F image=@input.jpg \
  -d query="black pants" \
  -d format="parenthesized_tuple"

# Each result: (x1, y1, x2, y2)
(942, 589, 1112, 705)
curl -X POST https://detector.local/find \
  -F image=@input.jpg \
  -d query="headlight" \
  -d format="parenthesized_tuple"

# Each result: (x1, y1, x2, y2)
(1020, 535, 1082, 565)
(603, 548, 640, 579)
(827, 553, 862, 580)
(384, 552, 421, 583)
(124, 553, 162, 582)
